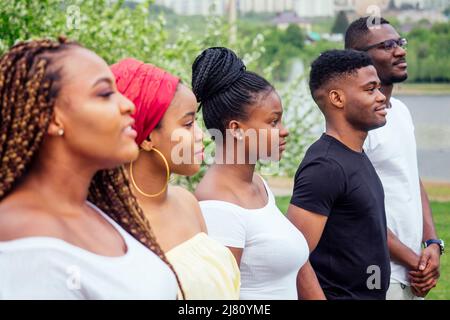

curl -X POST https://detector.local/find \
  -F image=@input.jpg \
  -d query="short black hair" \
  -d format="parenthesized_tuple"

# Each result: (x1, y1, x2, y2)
(309, 49, 373, 100)
(191, 47, 273, 134)
(345, 16, 390, 49)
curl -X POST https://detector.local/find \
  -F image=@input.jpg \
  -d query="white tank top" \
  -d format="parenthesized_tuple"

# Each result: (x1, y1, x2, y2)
(0, 202, 178, 299)
(199, 177, 309, 300)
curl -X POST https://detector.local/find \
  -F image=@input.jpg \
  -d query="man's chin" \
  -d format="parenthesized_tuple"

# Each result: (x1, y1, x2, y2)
(366, 118, 387, 131)
(390, 72, 408, 84)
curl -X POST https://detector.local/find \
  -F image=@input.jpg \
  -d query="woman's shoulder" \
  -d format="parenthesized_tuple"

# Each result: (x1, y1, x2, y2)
(0, 201, 64, 242)
(195, 174, 241, 204)
(170, 185, 207, 233)
(170, 185, 201, 211)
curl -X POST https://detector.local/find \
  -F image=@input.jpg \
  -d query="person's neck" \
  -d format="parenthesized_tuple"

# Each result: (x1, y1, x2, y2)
(126, 151, 169, 207)
(325, 122, 367, 153)
(381, 83, 394, 107)
(212, 143, 256, 185)
(212, 162, 256, 185)
(19, 152, 97, 213)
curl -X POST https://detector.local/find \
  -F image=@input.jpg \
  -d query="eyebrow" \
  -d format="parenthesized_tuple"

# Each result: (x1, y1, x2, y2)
(182, 111, 196, 118)
(362, 81, 380, 87)
(92, 77, 113, 88)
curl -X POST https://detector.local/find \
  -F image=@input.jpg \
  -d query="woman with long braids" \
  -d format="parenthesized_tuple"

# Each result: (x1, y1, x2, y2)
(111, 58, 240, 300)
(0, 38, 181, 299)
(192, 47, 311, 300)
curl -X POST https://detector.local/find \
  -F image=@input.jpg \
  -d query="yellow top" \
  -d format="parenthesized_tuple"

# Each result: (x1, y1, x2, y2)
(166, 232, 240, 300)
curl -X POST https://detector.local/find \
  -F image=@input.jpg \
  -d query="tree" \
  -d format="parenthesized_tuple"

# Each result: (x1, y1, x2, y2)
(0, 0, 320, 185)
(444, 6, 450, 17)
(388, 0, 397, 10)
(331, 11, 349, 35)
(282, 24, 305, 49)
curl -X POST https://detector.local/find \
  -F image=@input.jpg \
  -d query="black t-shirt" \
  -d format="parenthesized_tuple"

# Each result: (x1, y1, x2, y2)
(290, 133, 390, 300)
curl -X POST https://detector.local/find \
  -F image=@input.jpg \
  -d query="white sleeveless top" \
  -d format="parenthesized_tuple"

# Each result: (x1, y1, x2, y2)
(0, 202, 178, 300)
(199, 178, 309, 300)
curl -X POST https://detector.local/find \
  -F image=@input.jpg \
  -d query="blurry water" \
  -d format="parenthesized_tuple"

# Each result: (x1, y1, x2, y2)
(396, 95, 450, 183)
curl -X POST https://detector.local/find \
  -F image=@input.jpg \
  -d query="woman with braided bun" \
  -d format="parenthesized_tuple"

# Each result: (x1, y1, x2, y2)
(192, 47, 310, 300)
(111, 58, 240, 300)
(0, 38, 180, 299)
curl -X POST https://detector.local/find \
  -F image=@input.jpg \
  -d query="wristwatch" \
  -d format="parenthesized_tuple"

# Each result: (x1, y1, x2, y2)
(423, 239, 445, 255)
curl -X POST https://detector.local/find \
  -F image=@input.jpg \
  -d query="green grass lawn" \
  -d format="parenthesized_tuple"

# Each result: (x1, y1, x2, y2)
(275, 196, 450, 300)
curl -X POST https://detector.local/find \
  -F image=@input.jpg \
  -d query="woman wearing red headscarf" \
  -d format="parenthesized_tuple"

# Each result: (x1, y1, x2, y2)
(111, 58, 240, 300)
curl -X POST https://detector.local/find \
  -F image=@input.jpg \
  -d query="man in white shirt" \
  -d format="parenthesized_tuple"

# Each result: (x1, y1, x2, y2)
(344, 17, 444, 299)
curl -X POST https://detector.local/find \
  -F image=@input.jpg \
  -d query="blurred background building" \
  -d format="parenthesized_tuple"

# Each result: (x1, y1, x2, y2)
(153, 0, 448, 19)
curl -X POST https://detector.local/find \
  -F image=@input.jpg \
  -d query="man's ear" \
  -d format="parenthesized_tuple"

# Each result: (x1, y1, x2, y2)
(47, 108, 65, 136)
(228, 120, 244, 141)
(329, 89, 345, 110)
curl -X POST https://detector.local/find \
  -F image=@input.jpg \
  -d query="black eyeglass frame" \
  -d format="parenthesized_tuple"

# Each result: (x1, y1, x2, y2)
(359, 38, 408, 52)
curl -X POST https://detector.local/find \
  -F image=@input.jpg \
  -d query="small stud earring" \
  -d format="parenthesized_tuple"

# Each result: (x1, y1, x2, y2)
(57, 128, 64, 136)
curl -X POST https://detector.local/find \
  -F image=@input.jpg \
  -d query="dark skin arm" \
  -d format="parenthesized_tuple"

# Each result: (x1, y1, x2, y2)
(227, 247, 243, 267)
(287, 204, 327, 300)
(388, 228, 420, 271)
(409, 180, 440, 296)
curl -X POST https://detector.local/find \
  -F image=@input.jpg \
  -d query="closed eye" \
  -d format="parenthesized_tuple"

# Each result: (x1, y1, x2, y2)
(366, 85, 380, 93)
(98, 91, 114, 98)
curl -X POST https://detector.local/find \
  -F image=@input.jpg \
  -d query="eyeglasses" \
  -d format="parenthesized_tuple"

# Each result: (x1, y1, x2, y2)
(360, 38, 407, 52)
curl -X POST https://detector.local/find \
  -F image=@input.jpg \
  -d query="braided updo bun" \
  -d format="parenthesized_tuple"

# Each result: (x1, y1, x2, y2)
(192, 47, 273, 134)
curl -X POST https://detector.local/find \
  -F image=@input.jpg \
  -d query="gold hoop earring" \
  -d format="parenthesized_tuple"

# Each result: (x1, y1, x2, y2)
(129, 147, 170, 198)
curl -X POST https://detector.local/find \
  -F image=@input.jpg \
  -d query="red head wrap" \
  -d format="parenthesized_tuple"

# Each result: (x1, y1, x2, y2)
(111, 58, 180, 145)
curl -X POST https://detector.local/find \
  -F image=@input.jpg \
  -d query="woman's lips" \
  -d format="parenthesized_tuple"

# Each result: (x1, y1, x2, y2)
(123, 125, 137, 139)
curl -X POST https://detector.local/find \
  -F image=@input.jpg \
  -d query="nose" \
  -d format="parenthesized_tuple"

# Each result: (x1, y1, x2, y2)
(376, 89, 387, 104)
(194, 120, 203, 143)
(393, 45, 406, 57)
(119, 93, 135, 115)
(279, 123, 289, 138)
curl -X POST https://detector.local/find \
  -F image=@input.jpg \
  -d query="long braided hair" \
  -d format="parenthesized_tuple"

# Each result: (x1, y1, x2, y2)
(0, 37, 185, 299)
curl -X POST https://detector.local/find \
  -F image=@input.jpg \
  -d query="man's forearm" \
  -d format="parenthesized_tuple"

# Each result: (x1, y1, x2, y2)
(420, 180, 437, 241)
(388, 229, 420, 270)
(297, 261, 326, 300)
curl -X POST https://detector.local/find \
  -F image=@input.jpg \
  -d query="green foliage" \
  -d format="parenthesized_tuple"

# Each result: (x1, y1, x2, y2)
(406, 22, 450, 83)
(0, 0, 319, 190)
(238, 23, 307, 81)
(444, 6, 450, 17)
(388, 0, 397, 10)
(284, 24, 305, 49)
(331, 11, 349, 35)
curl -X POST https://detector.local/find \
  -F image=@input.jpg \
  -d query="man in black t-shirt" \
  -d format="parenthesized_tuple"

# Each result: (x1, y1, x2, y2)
(287, 50, 391, 300)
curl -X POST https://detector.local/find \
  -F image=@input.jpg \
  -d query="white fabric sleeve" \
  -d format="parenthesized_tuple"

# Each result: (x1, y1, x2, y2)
(364, 128, 380, 154)
(199, 202, 246, 249)
(0, 249, 86, 300)
(394, 98, 415, 131)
